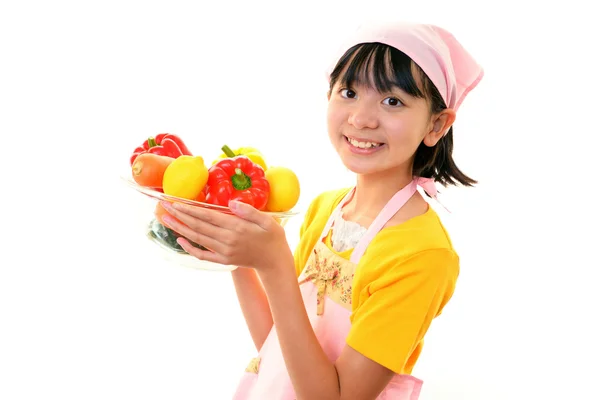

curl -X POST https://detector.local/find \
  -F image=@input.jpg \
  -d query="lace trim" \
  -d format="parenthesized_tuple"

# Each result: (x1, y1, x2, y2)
(331, 211, 367, 252)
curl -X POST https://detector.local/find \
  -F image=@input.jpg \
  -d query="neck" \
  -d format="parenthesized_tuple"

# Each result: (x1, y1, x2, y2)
(343, 168, 415, 222)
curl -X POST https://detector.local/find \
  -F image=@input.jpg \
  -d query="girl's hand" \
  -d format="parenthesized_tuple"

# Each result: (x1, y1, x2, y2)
(159, 200, 291, 272)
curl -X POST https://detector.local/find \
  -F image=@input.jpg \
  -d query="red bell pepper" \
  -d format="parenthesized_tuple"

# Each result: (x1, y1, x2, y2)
(155, 133, 193, 156)
(129, 134, 191, 166)
(204, 155, 270, 210)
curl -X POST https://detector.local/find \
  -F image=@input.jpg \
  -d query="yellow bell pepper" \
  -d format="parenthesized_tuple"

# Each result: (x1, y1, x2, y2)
(213, 145, 268, 171)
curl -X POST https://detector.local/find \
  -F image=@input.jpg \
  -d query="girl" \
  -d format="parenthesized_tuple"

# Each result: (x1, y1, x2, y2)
(160, 20, 484, 400)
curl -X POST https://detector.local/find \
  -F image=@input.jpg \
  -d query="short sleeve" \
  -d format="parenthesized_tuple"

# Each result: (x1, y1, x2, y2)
(292, 192, 330, 277)
(293, 211, 313, 277)
(346, 248, 459, 374)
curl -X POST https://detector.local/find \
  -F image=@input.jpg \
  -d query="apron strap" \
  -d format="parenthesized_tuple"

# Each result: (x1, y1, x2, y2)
(350, 179, 418, 263)
(317, 176, 444, 263)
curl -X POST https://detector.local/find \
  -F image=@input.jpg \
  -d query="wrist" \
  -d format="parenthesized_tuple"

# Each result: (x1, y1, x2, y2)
(231, 267, 250, 277)
(257, 254, 296, 288)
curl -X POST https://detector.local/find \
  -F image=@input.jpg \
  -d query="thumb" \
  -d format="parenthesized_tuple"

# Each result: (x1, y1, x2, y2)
(229, 200, 271, 229)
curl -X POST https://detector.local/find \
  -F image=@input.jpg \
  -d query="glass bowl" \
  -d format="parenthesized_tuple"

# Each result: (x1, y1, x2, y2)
(120, 175, 299, 271)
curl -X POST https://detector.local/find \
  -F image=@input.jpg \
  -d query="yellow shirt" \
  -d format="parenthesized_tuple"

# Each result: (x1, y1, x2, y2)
(293, 188, 460, 375)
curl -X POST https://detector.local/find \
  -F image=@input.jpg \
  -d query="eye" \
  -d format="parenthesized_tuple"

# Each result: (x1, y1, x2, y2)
(340, 88, 357, 99)
(383, 97, 403, 107)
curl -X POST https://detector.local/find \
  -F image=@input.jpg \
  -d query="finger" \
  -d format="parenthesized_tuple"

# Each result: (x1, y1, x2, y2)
(162, 201, 234, 235)
(160, 214, 228, 254)
(165, 201, 240, 231)
(228, 200, 273, 230)
(161, 203, 228, 240)
(176, 237, 232, 266)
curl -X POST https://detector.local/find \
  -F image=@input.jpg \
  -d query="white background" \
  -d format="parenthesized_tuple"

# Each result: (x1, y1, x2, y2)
(1, 0, 599, 399)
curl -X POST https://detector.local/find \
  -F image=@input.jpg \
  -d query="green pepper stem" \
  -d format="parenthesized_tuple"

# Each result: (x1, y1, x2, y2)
(231, 168, 252, 190)
(221, 144, 236, 158)
(148, 137, 158, 148)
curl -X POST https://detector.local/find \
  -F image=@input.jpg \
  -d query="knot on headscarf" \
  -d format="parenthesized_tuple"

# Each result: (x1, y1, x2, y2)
(415, 176, 451, 213)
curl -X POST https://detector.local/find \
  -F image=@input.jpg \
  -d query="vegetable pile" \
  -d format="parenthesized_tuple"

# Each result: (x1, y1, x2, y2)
(129, 133, 301, 253)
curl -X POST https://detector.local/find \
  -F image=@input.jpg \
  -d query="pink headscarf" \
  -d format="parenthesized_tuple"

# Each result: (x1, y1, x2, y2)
(326, 21, 484, 111)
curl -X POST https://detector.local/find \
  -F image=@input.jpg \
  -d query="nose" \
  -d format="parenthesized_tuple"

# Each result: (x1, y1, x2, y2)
(347, 102, 379, 129)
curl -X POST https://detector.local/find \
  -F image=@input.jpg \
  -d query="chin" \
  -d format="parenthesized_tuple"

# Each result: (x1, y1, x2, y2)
(339, 152, 412, 180)
(339, 157, 381, 176)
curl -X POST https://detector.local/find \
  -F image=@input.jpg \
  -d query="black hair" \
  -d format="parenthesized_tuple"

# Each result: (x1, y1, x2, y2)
(328, 42, 477, 187)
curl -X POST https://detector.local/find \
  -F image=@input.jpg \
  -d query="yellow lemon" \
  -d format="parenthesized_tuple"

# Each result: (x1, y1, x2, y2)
(243, 153, 267, 171)
(212, 145, 268, 171)
(162, 155, 209, 200)
(265, 166, 300, 212)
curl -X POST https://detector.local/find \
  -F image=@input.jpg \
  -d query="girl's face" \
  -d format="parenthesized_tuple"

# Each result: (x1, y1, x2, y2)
(327, 77, 444, 180)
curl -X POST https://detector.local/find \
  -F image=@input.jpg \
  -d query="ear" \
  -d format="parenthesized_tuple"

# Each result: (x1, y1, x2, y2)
(423, 109, 456, 147)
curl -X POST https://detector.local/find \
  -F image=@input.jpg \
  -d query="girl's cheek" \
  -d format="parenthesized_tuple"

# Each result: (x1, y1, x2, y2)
(386, 119, 405, 137)
(327, 106, 345, 124)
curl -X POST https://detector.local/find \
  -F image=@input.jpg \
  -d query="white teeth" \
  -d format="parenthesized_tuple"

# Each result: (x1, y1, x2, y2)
(347, 136, 381, 149)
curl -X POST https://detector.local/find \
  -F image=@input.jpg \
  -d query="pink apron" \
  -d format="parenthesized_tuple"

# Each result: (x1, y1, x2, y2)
(233, 178, 427, 400)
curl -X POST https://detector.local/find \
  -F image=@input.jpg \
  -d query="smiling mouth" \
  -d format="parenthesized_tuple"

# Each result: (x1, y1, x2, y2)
(344, 135, 384, 149)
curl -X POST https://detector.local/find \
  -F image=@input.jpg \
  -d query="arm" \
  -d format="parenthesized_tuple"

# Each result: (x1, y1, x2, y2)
(231, 268, 273, 351)
(229, 198, 320, 352)
(258, 248, 458, 400)
(230, 194, 325, 352)
(258, 256, 343, 400)
(258, 260, 394, 399)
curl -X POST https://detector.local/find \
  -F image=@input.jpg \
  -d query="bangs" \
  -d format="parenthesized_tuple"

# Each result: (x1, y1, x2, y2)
(330, 43, 426, 99)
